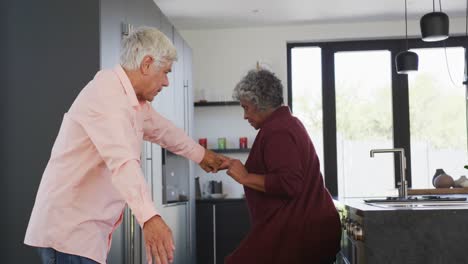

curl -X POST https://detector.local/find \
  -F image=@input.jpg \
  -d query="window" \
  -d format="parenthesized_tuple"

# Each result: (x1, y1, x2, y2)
(334, 50, 394, 197)
(290, 47, 324, 174)
(408, 47, 467, 188)
(288, 37, 468, 197)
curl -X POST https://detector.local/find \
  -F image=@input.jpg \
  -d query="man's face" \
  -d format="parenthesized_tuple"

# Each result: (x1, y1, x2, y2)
(138, 58, 172, 102)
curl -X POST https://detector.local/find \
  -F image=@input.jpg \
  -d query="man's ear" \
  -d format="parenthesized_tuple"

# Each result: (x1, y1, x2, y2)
(140, 55, 153, 75)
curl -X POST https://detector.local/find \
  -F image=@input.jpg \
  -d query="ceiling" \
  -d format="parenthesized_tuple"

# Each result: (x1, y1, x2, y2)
(154, 0, 467, 30)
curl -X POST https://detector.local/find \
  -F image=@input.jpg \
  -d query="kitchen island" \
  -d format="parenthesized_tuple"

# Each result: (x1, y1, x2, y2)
(336, 196, 468, 264)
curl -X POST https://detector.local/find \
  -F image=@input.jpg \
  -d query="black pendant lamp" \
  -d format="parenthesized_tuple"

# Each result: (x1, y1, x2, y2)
(420, 0, 449, 42)
(396, 0, 418, 74)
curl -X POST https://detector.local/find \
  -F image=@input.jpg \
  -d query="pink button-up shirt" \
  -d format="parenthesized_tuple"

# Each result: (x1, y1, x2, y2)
(24, 65, 205, 264)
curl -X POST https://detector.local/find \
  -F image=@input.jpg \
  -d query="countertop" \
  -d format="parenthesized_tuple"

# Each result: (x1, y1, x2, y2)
(336, 196, 468, 264)
(334, 195, 468, 218)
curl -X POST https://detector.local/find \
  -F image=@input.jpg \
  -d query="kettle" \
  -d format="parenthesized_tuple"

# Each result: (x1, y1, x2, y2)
(210, 180, 223, 194)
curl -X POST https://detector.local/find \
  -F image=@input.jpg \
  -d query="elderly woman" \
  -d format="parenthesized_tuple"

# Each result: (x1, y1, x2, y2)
(223, 69, 341, 264)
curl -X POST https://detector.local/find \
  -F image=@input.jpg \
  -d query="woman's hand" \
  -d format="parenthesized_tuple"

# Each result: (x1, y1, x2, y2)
(226, 159, 249, 184)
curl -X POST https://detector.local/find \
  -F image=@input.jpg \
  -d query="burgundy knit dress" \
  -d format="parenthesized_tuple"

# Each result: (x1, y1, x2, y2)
(225, 106, 341, 264)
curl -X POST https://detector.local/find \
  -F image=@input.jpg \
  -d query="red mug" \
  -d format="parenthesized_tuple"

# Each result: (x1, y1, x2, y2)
(199, 138, 207, 148)
(239, 137, 248, 149)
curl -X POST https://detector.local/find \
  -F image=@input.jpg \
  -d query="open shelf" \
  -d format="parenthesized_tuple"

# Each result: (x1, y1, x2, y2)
(210, 148, 250, 153)
(194, 101, 240, 107)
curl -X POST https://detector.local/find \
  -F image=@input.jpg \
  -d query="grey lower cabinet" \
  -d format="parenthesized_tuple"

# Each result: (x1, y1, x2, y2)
(196, 199, 251, 264)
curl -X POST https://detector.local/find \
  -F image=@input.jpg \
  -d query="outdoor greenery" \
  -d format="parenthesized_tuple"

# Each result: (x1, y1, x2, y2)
(295, 73, 466, 149)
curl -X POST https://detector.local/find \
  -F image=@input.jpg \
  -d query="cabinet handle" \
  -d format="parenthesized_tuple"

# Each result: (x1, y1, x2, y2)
(146, 159, 153, 200)
(186, 202, 192, 260)
(145, 142, 152, 159)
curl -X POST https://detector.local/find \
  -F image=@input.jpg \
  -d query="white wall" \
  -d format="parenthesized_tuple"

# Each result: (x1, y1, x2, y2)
(182, 18, 467, 198)
(182, 18, 467, 103)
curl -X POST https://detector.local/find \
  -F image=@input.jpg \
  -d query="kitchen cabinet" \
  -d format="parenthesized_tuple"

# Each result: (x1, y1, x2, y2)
(152, 13, 176, 126)
(336, 197, 468, 264)
(196, 199, 251, 264)
(172, 29, 187, 130)
(101, 0, 196, 263)
(147, 27, 196, 264)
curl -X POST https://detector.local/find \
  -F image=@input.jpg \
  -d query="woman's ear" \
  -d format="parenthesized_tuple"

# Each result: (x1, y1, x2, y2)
(140, 55, 153, 75)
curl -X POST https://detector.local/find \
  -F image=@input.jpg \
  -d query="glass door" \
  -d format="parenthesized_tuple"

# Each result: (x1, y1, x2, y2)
(334, 50, 395, 198)
(408, 47, 467, 189)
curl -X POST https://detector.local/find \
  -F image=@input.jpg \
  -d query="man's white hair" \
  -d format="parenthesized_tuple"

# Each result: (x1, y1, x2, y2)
(120, 26, 177, 70)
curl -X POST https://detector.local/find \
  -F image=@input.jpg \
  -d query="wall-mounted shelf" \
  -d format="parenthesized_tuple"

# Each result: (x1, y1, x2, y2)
(210, 148, 250, 153)
(194, 101, 240, 107)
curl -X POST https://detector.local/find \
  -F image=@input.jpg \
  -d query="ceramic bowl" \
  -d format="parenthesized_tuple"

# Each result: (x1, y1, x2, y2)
(434, 174, 454, 188)
(210, 193, 227, 199)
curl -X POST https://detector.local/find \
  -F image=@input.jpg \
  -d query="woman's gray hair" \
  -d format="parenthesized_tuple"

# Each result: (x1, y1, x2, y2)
(233, 69, 284, 111)
(120, 26, 177, 70)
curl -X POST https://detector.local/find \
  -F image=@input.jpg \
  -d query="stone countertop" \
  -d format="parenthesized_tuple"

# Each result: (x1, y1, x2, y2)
(334, 195, 468, 216)
(336, 196, 468, 264)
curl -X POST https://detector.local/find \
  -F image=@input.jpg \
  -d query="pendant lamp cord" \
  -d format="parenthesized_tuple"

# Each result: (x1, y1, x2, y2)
(405, 0, 408, 50)
(439, 0, 442, 12)
(433, 0, 435, 12)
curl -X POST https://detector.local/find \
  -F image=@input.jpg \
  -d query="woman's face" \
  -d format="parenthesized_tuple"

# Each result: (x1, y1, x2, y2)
(240, 99, 271, 130)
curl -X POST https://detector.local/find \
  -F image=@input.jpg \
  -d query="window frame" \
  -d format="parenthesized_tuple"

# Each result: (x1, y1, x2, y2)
(287, 36, 468, 196)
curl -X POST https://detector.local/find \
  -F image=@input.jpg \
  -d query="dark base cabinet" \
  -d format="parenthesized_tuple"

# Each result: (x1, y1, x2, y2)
(337, 199, 468, 264)
(196, 199, 251, 264)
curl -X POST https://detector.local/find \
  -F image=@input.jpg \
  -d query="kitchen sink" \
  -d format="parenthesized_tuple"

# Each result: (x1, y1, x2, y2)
(367, 201, 468, 209)
(364, 196, 468, 209)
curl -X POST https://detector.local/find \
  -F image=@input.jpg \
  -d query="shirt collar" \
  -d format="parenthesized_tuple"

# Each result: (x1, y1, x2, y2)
(113, 64, 141, 109)
(261, 105, 291, 128)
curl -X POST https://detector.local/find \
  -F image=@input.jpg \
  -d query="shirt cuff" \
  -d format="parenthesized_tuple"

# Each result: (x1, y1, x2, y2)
(137, 202, 159, 228)
(111, 160, 159, 227)
(189, 144, 205, 164)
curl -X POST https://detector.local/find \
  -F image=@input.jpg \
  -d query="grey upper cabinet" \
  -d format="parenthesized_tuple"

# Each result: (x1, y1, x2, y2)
(173, 28, 186, 131)
(100, 0, 125, 69)
(159, 13, 174, 42)
(152, 14, 177, 125)
(100, 0, 162, 69)
(183, 40, 194, 135)
(100, 2, 196, 264)
(126, 0, 146, 28)
(144, 0, 161, 28)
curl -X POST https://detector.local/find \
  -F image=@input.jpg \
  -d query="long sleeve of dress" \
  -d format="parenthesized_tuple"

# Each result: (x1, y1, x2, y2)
(263, 131, 305, 198)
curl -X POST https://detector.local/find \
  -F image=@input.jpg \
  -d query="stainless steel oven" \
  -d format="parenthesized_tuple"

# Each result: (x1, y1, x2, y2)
(162, 148, 190, 204)
(338, 209, 365, 264)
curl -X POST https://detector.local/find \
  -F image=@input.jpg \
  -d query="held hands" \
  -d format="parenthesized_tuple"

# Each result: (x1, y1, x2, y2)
(199, 149, 230, 173)
(143, 215, 175, 264)
(225, 159, 249, 184)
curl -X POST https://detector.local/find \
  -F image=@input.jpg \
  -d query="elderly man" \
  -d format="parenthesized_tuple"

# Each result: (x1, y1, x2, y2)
(24, 27, 224, 264)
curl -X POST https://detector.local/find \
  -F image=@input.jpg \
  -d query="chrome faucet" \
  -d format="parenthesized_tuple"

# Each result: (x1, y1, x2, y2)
(370, 148, 408, 199)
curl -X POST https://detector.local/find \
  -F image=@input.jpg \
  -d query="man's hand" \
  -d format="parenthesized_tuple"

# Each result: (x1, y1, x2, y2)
(143, 215, 175, 264)
(199, 149, 229, 173)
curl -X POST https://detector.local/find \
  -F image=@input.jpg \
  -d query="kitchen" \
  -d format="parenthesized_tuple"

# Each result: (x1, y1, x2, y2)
(2, 0, 468, 263)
